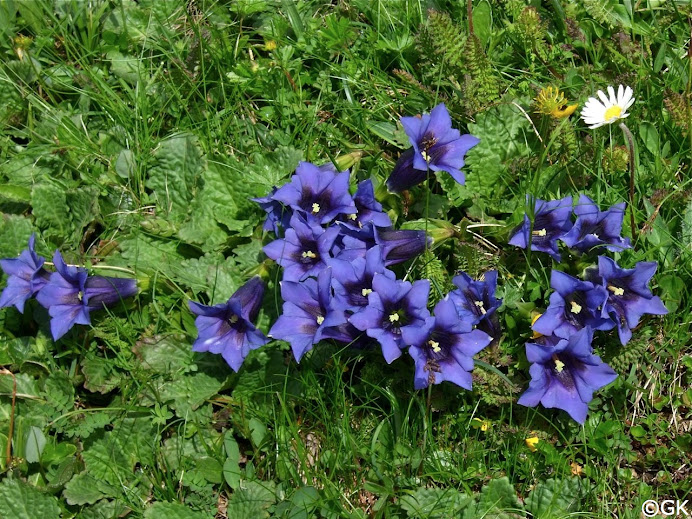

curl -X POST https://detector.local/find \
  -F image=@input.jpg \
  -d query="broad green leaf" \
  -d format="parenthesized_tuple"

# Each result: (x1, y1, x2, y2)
(106, 51, 142, 83)
(24, 426, 46, 463)
(146, 134, 205, 221)
(0, 215, 33, 260)
(472, 1, 493, 47)
(81, 436, 132, 487)
(158, 372, 226, 417)
(0, 477, 61, 519)
(63, 472, 106, 505)
(0, 184, 31, 213)
(638, 122, 659, 157)
(31, 183, 71, 237)
(225, 480, 276, 519)
(143, 502, 209, 519)
(132, 334, 194, 374)
(524, 477, 586, 518)
(463, 477, 524, 519)
(196, 456, 223, 484)
(174, 253, 243, 304)
(400, 487, 472, 518)
(67, 186, 100, 237)
(223, 432, 242, 489)
(82, 353, 122, 394)
(117, 233, 181, 274)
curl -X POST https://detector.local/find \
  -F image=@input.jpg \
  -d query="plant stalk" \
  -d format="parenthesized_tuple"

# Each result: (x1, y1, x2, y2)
(619, 122, 638, 241)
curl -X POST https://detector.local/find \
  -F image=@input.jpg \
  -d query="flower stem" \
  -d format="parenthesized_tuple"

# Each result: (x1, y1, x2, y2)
(618, 122, 637, 241)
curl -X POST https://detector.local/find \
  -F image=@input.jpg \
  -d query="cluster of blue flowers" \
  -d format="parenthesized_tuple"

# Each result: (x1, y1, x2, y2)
(511, 196, 668, 422)
(0, 235, 138, 340)
(189, 103, 501, 390)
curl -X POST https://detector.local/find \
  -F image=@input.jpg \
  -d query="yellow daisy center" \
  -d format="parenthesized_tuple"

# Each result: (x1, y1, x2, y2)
(604, 105, 622, 121)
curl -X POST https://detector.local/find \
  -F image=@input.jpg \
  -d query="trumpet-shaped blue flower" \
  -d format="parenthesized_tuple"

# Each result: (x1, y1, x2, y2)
(449, 270, 501, 326)
(333, 221, 377, 262)
(402, 298, 492, 390)
(269, 268, 349, 361)
(588, 256, 668, 345)
(374, 227, 430, 266)
(188, 277, 269, 372)
(36, 251, 138, 340)
(517, 327, 618, 423)
(561, 195, 631, 253)
(349, 274, 430, 363)
(386, 104, 480, 191)
(343, 179, 392, 229)
(532, 270, 614, 339)
(272, 162, 356, 225)
(263, 214, 340, 281)
(0, 234, 50, 313)
(509, 196, 573, 262)
(252, 186, 292, 235)
(329, 246, 395, 312)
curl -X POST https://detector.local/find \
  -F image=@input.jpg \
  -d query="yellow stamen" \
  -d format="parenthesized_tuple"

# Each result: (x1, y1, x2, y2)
(361, 288, 372, 297)
(229, 315, 239, 324)
(428, 340, 441, 353)
(316, 315, 324, 325)
(554, 358, 565, 373)
(532, 229, 547, 237)
(388, 312, 400, 323)
(570, 301, 582, 314)
(421, 150, 431, 163)
(349, 213, 358, 220)
(77, 291, 83, 301)
(302, 250, 317, 259)
(608, 285, 624, 296)
(311, 203, 320, 214)
(604, 105, 623, 121)
(474, 301, 486, 315)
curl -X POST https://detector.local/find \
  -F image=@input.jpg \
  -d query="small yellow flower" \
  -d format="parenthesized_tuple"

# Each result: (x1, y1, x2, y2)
(525, 436, 539, 452)
(264, 40, 277, 51)
(530, 313, 543, 339)
(570, 462, 583, 476)
(535, 86, 578, 119)
(471, 418, 491, 431)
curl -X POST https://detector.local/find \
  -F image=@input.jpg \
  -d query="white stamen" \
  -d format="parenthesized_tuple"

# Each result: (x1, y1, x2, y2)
(570, 301, 582, 314)
(428, 340, 441, 353)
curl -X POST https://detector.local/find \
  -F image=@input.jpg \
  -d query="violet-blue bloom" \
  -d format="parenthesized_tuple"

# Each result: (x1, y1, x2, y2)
(387, 104, 480, 191)
(263, 213, 340, 281)
(532, 270, 614, 339)
(342, 179, 392, 229)
(269, 268, 349, 361)
(332, 221, 377, 262)
(517, 327, 618, 424)
(0, 234, 50, 313)
(449, 270, 501, 327)
(188, 277, 269, 372)
(36, 251, 138, 340)
(349, 274, 430, 363)
(561, 195, 631, 253)
(329, 245, 395, 312)
(272, 162, 356, 225)
(402, 297, 492, 390)
(587, 256, 668, 345)
(374, 227, 430, 266)
(508, 196, 573, 262)
(252, 186, 292, 235)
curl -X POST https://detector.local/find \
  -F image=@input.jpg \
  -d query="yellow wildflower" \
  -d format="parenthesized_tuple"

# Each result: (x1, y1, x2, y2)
(525, 436, 539, 452)
(535, 86, 578, 119)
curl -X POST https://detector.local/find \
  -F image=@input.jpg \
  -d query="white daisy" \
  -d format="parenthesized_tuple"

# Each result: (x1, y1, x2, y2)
(580, 85, 635, 129)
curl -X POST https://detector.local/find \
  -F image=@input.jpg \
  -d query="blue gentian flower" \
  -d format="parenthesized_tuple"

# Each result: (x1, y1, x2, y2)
(329, 245, 395, 312)
(509, 196, 573, 261)
(517, 327, 618, 423)
(269, 268, 349, 361)
(272, 162, 356, 225)
(36, 251, 138, 340)
(188, 277, 269, 372)
(333, 221, 377, 262)
(263, 214, 340, 281)
(561, 195, 631, 253)
(402, 297, 492, 390)
(0, 234, 50, 313)
(386, 103, 480, 192)
(349, 274, 430, 363)
(342, 179, 392, 229)
(587, 256, 668, 345)
(449, 270, 501, 326)
(532, 270, 614, 339)
(252, 186, 292, 235)
(374, 227, 430, 266)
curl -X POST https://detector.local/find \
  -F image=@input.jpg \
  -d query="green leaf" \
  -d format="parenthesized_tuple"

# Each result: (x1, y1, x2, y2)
(82, 352, 122, 394)
(174, 253, 243, 304)
(463, 477, 523, 519)
(224, 431, 242, 489)
(81, 436, 133, 486)
(249, 417, 269, 449)
(24, 426, 46, 463)
(158, 372, 226, 417)
(472, 1, 493, 47)
(63, 472, 106, 505)
(146, 134, 205, 221)
(67, 186, 100, 237)
(106, 51, 143, 83)
(0, 215, 34, 259)
(0, 184, 31, 213)
(31, 183, 71, 237)
(143, 502, 209, 519)
(400, 487, 472, 518)
(226, 480, 276, 519)
(0, 478, 61, 519)
(132, 334, 194, 374)
(524, 478, 586, 518)
(638, 122, 659, 157)
(196, 456, 223, 484)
